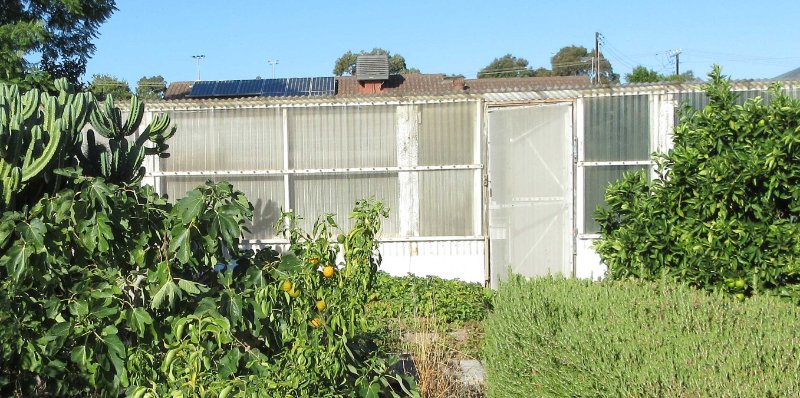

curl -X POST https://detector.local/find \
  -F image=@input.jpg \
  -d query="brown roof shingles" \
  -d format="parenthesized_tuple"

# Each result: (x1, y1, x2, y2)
(164, 74, 592, 100)
(165, 81, 192, 100)
(464, 75, 590, 92)
(337, 74, 590, 96)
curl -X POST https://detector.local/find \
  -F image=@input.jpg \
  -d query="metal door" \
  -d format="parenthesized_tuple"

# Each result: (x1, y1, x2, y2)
(487, 103, 573, 287)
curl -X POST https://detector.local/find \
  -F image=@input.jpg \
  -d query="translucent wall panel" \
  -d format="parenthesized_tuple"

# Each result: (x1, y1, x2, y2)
(419, 102, 475, 166)
(677, 88, 800, 112)
(582, 165, 647, 233)
(419, 170, 475, 236)
(584, 95, 649, 161)
(488, 103, 572, 281)
(288, 106, 396, 169)
(161, 108, 283, 172)
(160, 176, 285, 240)
(290, 174, 399, 235)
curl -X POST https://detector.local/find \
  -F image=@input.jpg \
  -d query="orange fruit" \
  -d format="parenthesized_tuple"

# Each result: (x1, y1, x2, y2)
(308, 257, 320, 265)
(322, 266, 335, 278)
(316, 300, 326, 311)
(281, 281, 292, 292)
(310, 317, 322, 328)
(336, 234, 346, 244)
(288, 288, 301, 298)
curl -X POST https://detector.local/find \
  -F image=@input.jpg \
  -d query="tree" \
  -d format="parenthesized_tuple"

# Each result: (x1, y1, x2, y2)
(594, 67, 800, 302)
(626, 65, 662, 83)
(477, 54, 536, 78)
(88, 74, 131, 100)
(551, 45, 618, 83)
(332, 48, 415, 76)
(136, 75, 166, 100)
(626, 65, 698, 84)
(0, 1, 117, 85)
(663, 70, 697, 83)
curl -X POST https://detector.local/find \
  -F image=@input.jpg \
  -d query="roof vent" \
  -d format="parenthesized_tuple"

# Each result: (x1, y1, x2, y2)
(356, 55, 389, 81)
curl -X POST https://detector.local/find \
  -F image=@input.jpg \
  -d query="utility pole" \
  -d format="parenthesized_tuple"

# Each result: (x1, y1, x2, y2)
(595, 32, 601, 84)
(267, 60, 279, 78)
(671, 49, 682, 76)
(192, 55, 205, 81)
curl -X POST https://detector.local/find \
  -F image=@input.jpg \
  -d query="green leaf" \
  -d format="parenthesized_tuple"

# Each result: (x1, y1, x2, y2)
(174, 189, 205, 224)
(86, 178, 112, 209)
(49, 322, 71, 337)
(17, 218, 47, 253)
(169, 224, 191, 264)
(70, 345, 89, 369)
(226, 291, 242, 324)
(127, 308, 153, 337)
(1, 243, 32, 282)
(103, 332, 128, 386)
(278, 254, 301, 272)
(177, 278, 203, 295)
(94, 212, 113, 253)
(218, 347, 241, 378)
(151, 280, 179, 310)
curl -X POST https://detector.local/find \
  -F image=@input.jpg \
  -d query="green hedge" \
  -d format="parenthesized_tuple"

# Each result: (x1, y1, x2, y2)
(483, 276, 800, 398)
(368, 272, 493, 324)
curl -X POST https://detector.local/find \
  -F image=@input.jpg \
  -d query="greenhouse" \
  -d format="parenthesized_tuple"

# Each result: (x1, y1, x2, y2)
(143, 78, 800, 286)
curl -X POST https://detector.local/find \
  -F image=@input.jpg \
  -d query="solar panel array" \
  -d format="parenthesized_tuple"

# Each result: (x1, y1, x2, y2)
(187, 78, 337, 98)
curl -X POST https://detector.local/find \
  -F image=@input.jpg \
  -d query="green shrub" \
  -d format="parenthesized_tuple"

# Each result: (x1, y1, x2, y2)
(369, 272, 493, 324)
(0, 80, 415, 397)
(594, 66, 800, 301)
(483, 276, 800, 398)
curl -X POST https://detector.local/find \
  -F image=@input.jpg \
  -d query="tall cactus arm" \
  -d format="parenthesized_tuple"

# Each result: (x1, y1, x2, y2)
(21, 126, 61, 182)
(2, 166, 21, 207)
(140, 112, 177, 156)
(91, 95, 144, 140)
(122, 95, 144, 134)
(89, 96, 117, 139)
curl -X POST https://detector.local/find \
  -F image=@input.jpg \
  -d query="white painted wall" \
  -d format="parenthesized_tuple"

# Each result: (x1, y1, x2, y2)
(379, 240, 485, 284)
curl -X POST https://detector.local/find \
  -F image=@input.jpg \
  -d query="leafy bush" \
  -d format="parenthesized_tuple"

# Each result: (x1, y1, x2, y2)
(483, 276, 800, 398)
(369, 273, 493, 324)
(0, 80, 415, 397)
(594, 66, 800, 301)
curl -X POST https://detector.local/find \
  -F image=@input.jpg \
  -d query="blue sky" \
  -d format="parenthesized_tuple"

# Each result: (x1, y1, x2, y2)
(84, 0, 800, 86)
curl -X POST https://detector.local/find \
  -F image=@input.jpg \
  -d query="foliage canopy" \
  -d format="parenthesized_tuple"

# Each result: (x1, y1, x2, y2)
(477, 54, 536, 78)
(0, 0, 116, 86)
(332, 48, 418, 76)
(0, 80, 415, 397)
(595, 66, 800, 302)
(625, 65, 696, 83)
(88, 73, 132, 100)
(550, 45, 618, 83)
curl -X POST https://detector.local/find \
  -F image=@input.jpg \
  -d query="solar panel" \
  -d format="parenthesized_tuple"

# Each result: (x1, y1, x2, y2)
(238, 79, 264, 96)
(285, 78, 309, 96)
(261, 78, 287, 97)
(186, 81, 216, 97)
(309, 77, 336, 96)
(213, 80, 241, 97)
(188, 77, 337, 99)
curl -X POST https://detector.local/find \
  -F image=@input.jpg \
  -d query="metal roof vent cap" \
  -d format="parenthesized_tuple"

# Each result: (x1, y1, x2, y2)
(356, 54, 389, 81)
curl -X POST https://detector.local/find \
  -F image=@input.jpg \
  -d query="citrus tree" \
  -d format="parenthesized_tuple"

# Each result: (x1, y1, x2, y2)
(0, 80, 415, 397)
(594, 66, 800, 302)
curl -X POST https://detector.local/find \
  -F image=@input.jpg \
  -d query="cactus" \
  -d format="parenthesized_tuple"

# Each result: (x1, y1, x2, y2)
(0, 78, 90, 210)
(80, 94, 175, 184)
(0, 79, 177, 209)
